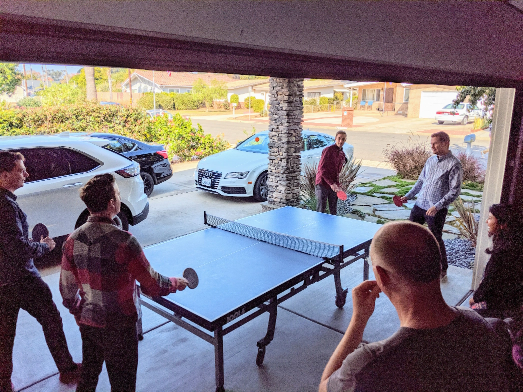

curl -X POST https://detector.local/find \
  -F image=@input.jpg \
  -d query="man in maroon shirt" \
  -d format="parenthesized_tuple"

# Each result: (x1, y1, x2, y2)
(315, 130, 348, 214)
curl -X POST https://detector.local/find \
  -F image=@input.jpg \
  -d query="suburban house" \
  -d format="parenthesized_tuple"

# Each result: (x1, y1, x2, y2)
(346, 81, 459, 118)
(121, 70, 237, 94)
(225, 79, 270, 104)
(252, 79, 352, 108)
(0, 80, 43, 103)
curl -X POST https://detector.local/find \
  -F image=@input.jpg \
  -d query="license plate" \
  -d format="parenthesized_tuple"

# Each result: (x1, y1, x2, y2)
(202, 177, 212, 187)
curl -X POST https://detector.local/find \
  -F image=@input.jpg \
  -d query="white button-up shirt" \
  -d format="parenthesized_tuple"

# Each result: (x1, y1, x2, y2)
(405, 151, 462, 210)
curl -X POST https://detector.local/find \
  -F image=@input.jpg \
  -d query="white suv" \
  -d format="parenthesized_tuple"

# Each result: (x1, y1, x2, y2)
(0, 134, 149, 238)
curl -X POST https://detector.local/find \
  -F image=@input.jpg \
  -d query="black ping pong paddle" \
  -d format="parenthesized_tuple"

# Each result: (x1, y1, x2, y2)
(183, 268, 199, 289)
(32, 223, 49, 242)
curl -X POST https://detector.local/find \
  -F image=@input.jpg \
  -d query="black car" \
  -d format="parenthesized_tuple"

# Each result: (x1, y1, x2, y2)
(89, 133, 173, 196)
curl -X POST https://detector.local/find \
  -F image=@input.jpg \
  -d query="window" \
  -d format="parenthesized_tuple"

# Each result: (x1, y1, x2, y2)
(362, 89, 381, 102)
(168, 88, 180, 93)
(443, 103, 465, 109)
(103, 140, 125, 154)
(306, 92, 321, 99)
(403, 88, 410, 102)
(235, 133, 269, 154)
(306, 135, 329, 150)
(13, 148, 99, 182)
(121, 140, 138, 152)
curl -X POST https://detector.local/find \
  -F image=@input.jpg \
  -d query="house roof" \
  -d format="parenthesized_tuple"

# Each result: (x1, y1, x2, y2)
(124, 70, 237, 87)
(225, 79, 269, 89)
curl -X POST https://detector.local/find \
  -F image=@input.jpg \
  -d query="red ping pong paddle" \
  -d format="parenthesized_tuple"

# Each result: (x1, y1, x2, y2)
(337, 190, 347, 201)
(393, 195, 403, 207)
(183, 268, 199, 289)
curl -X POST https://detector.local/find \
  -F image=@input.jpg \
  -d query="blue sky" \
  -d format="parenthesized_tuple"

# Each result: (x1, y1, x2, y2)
(17, 64, 83, 74)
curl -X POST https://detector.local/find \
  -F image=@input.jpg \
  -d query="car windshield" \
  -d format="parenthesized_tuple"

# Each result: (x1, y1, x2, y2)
(443, 104, 465, 109)
(235, 133, 269, 154)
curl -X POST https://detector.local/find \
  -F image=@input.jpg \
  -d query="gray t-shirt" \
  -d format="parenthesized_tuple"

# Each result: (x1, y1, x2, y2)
(328, 307, 519, 392)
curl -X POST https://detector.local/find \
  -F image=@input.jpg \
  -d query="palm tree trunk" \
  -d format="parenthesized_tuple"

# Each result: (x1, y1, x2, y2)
(85, 66, 97, 102)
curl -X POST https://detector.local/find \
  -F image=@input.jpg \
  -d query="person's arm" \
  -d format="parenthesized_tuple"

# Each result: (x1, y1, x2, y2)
(124, 236, 187, 296)
(473, 252, 505, 304)
(0, 201, 49, 260)
(319, 280, 381, 392)
(434, 163, 462, 210)
(402, 163, 427, 201)
(60, 237, 82, 314)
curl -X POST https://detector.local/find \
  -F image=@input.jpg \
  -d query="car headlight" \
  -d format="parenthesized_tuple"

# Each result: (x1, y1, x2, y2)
(224, 171, 250, 179)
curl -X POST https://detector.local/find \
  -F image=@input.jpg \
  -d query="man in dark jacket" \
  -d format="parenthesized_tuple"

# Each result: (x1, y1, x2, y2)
(0, 151, 80, 392)
(315, 130, 348, 214)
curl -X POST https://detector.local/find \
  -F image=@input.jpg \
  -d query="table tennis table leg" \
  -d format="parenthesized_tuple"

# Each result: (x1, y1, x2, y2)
(256, 297, 277, 366)
(214, 327, 225, 392)
(334, 254, 348, 308)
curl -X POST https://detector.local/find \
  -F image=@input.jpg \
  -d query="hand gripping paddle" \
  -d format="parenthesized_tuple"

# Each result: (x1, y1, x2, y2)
(393, 195, 403, 207)
(337, 190, 348, 201)
(183, 268, 199, 289)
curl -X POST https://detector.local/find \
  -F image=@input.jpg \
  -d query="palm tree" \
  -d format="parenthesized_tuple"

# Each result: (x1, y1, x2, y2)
(85, 66, 97, 102)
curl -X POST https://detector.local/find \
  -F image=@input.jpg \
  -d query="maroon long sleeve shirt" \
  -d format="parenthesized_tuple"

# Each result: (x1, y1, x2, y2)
(315, 144, 347, 188)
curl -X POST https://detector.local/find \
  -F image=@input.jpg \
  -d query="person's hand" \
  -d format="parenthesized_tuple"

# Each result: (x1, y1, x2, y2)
(352, 280, 381, 323)
(40, 236, 55, 251)
(331, 184, 342, 193)
(426, 206, 437, 216)
(400, 196, 408, 203)
(170, 277, 189, 292)
(469, 297, 475, 306)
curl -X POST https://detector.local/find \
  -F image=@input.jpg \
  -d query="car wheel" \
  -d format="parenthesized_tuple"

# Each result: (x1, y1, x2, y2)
(437, 120, 444, 124)
(461, 116, 468, 125)
(117, 211, 130, 231)
(253, 172, 268, 202)
(141, 172, 154, 197)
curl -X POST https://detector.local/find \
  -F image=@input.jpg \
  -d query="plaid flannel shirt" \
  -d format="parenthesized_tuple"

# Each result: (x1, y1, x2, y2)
(60, 216, 176, 327)
(404, 151, 462, 211)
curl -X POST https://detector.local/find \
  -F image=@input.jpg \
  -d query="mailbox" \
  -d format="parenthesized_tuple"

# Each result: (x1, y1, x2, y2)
(341, 107, 354, 128)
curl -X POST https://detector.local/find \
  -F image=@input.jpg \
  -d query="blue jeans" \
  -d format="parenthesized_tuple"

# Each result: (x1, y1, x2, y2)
(409, 204, 448, 271)
(0, 275, 75, 383)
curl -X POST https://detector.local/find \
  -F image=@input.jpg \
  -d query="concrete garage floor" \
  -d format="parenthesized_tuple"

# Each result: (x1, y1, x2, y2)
(14, 165, 474, 392)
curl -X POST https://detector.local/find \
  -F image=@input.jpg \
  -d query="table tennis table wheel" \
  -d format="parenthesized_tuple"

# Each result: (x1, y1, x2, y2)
(138, 333, 144, 341)
(335, 288, 348, 308)
(256, 346, 266, 366)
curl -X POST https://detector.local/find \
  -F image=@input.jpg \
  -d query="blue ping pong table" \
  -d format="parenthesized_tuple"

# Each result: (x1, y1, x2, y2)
(140, 206, 381, 392)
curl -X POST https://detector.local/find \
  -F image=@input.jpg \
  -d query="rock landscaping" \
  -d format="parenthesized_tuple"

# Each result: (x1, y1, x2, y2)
(347, 175, 483, 269)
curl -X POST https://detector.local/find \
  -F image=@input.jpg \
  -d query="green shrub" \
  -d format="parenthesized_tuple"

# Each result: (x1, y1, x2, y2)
(383, 136, 431, 180)
(304, 98, 317, 106)
(172, 93, 202, 110)
(222, 100, 230, 110)
(319, 96, 329, 105)
(0, 104, 229, 162)
(244, 96, 256, 109)
(17, 97, 41, 108)
(327, 97, 334, 105)
(137, 92, 175, 110)
(253, 99, 265, 113)
(230, 94, 239, 104)
(334, 92, 344, 101)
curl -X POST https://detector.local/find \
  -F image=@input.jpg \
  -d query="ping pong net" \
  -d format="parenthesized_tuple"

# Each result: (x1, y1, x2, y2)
(204, 212, 342, 259)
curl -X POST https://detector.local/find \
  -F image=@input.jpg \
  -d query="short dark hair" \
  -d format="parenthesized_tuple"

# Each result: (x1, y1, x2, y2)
(335, 130, 347, 138)
(430, 131, 450, 144)
(0, 151, 24, 174)
(371, 221, 442, 283)
(80, 173, 116, 213)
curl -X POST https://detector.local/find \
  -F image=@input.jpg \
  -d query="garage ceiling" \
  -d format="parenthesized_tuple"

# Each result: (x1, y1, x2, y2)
(1, 0, 522, 87)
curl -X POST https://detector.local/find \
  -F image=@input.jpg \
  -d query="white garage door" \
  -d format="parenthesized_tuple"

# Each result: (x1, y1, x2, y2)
(419, 91, 458, 118)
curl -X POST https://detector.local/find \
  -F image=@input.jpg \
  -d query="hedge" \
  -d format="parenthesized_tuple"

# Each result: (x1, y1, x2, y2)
(0, 104, 229, 162)
(137, 92, 203, 110)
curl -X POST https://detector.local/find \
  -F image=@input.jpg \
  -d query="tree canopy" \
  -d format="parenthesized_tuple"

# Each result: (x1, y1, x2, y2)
(192, 79, 227, 110)
(37, 83, 85, 106)
(0, 63, 22, 95)
(453, 86, 496, 115)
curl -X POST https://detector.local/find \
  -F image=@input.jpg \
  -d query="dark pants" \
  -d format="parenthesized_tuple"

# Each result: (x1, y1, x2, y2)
(409, 204, 448, 271)
(0, 275, 75, 383)
(315, 184, 338, 215)
(77, 323, 138, 392)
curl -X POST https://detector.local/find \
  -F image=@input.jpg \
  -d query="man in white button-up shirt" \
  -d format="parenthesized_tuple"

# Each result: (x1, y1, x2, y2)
(399, 131, 462, 281)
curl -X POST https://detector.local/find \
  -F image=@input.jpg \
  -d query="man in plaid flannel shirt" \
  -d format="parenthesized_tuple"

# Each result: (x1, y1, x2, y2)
(399, 131, 462, 281)
(60, 173, 188, 392)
